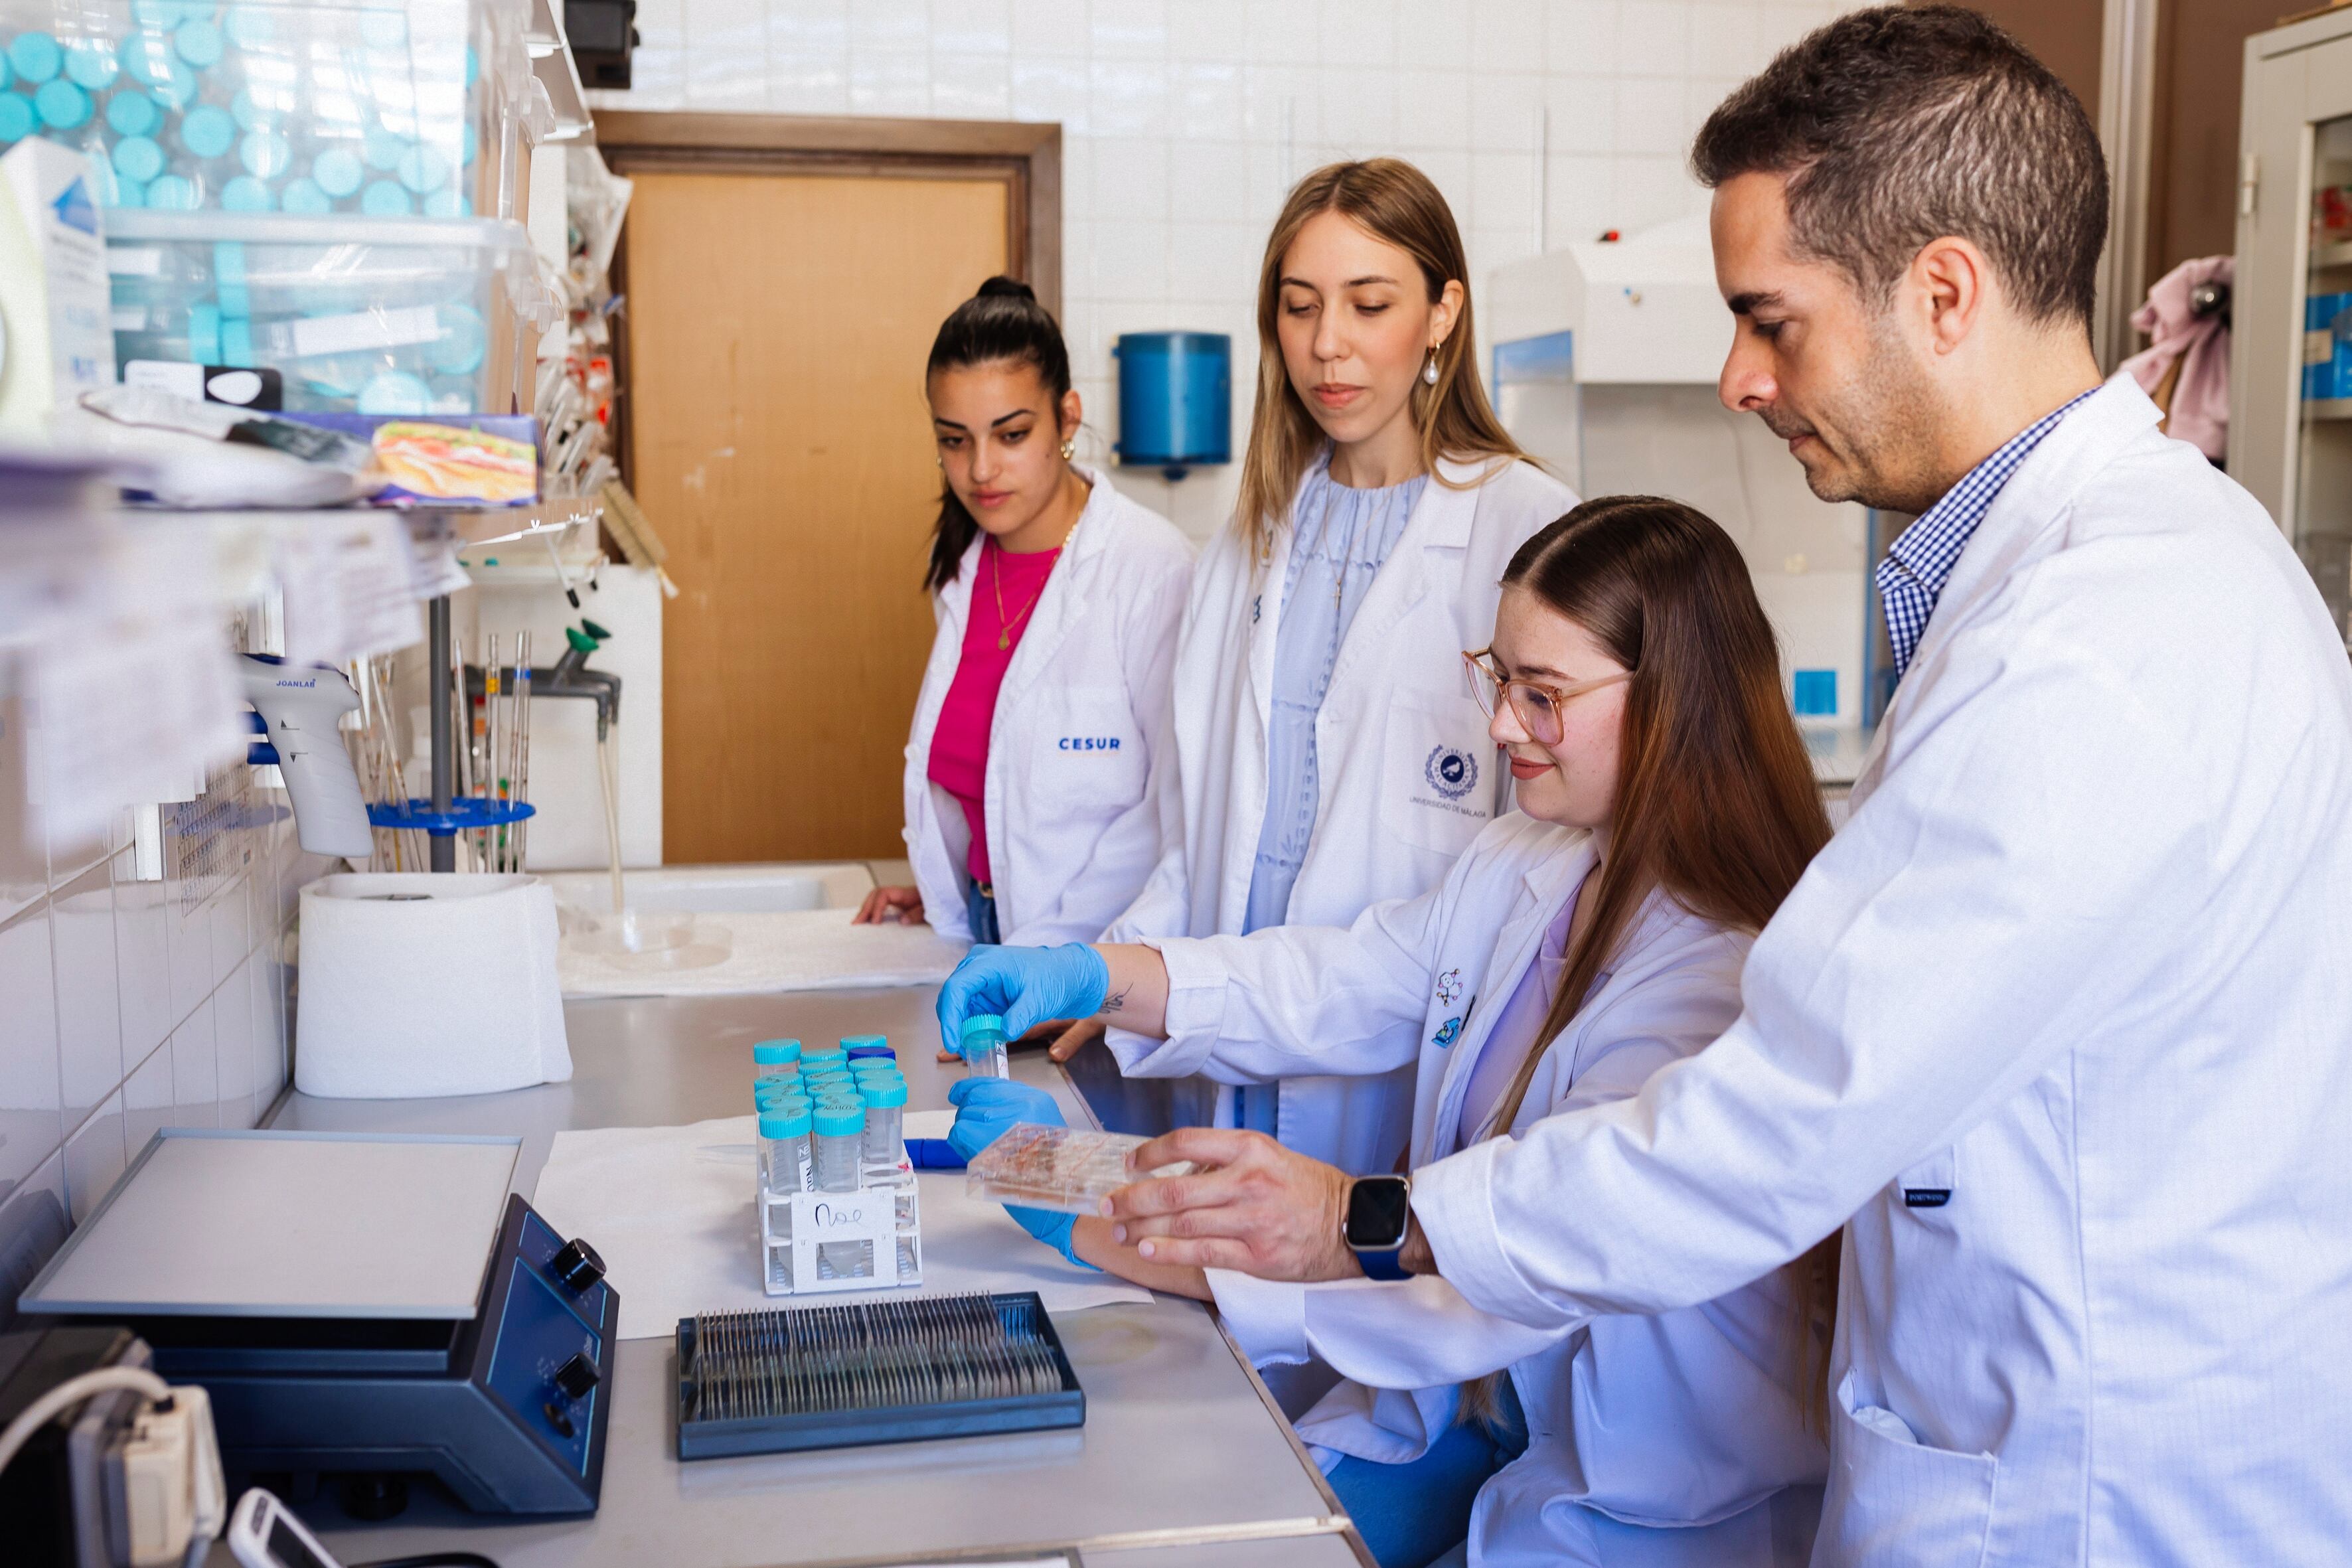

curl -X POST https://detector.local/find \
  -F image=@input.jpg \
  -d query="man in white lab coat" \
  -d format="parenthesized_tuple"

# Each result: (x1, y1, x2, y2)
(1100, 8, 2352, 1563)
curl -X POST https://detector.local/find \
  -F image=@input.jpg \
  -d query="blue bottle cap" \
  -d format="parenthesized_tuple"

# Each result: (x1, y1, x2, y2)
(145, 172, 198, 210)
(801, 1039, 845, 1061)
(751, 1039, 801, 1065)
(753, 1072, 799, 1091)
(813, 1101, 866, 1137)
(109, 175, 146, 207)
(396, 142, 447, 195)
(422, 185, 468, 217)
(362, 123, 406, 171)
(312, 146, 362, 196)
(356, 371, 431, 415)
(132, 0, 187, 26)
(120, 29, 175, 84)
(856, 1077, 909, 1109)
(840, 1034, 887, 1051)
(238, 127, 289, 177)
(220, 174, 270, 211)
(33, 79, 89, 129)
(228, 87, 273, 129)
(849, 1058, 898, 1075)
(0, 96, 29, 143)
(149, 58, 195, 108)
(224, 5, 275, 48)
(960, 1014, 1009, 1044)
(425, 303, 485, 375)
(179, 102, 232, 158)
(812, 1085, 862, 1108)
(173, 18, 222, 67)
(220, 315, 254, 367)
(64, 39, 119, 90)
(187, 301, 221, 364)
(112, 133, 165, 183)
(759, 1106, 811, 1140)
(106, 90, 159, 136)
(7, 33, 62, 85)
(279, 175, 330, 214)
(358, 179, 410, 216)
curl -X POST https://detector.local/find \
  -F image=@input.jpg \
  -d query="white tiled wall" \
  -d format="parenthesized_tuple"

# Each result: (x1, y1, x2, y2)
(0, 653, 328, 1258)
(587, 0, 1859, 538)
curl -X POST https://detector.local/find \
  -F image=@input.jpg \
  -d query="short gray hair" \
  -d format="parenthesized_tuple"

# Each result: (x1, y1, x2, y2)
(1691, 5, 2107, 331)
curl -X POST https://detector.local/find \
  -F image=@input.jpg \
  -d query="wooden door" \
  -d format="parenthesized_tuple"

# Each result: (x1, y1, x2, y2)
(625, 171, 1009, 862)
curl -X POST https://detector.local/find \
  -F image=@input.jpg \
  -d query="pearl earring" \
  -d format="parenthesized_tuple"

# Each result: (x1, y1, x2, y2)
(1423, 349, 1440, 386)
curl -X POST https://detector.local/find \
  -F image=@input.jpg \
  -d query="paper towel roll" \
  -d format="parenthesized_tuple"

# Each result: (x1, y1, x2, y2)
(296, 872, 572, 1099)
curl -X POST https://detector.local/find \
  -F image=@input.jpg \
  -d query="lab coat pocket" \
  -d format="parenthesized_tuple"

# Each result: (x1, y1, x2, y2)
(1816, 1370, 1996, 1568)
(1031, 686, 1148, 811)
(1378, 690, 1494, 856)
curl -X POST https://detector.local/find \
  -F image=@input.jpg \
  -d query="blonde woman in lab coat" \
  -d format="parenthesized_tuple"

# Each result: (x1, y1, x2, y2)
(854, 277, 1192, 947)
(1048, 159, 1575, 1177)
(941, 497, 1835, 1567)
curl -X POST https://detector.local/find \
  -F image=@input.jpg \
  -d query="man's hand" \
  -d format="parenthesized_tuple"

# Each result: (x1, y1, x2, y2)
(1101, 1127, 1362, 1281)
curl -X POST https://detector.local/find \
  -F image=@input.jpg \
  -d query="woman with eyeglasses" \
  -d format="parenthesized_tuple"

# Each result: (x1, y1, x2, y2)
(939, 497, 1836, 1567)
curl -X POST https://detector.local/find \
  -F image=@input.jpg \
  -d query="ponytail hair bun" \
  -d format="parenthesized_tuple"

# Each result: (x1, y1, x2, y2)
(975, 275, 1038, 303)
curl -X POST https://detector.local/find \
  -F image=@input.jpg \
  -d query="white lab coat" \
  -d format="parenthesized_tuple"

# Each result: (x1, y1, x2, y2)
(1104, 454, 1577, 1175)
(1406, 376, 2352, 1565)
(902, 467, 1193, 946)
(1138, 813, 1826, 1566)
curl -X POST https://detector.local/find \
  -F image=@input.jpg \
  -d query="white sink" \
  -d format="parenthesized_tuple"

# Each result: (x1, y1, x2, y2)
(541, 862, 875, 917)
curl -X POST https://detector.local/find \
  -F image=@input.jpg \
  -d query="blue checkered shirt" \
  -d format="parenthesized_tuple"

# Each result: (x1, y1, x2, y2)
(1876, 391, 2096, 680)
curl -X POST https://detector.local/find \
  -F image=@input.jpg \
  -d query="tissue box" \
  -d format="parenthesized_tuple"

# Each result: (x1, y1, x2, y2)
(296, 872, 569, 1098)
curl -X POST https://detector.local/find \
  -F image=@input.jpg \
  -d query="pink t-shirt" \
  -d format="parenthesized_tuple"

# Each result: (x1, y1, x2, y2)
(927, 539, 1061, 886)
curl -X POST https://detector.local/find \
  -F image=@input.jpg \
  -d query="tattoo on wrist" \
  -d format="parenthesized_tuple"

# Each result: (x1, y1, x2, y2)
(1103, 982, 1133, 1013)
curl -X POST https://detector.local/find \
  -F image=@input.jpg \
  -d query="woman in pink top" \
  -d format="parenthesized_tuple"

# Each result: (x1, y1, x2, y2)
(856, 277, 1192, 953)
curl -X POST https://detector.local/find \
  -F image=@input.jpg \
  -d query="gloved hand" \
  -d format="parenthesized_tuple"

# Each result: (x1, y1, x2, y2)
(946, 1077, 1095, 1271)
(936, 943, 1109, 1058)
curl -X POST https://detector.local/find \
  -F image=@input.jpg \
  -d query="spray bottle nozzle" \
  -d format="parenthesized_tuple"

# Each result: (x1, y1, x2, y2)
(565, 627, 599, 655)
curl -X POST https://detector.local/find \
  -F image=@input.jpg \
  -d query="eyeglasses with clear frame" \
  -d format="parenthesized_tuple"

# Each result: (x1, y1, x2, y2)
(1461, 649, 1632, 747)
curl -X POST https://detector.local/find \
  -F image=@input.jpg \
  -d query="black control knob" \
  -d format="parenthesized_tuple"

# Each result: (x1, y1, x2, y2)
(550, 1237, 605, 1291)
(552, 1352, 599, 1401)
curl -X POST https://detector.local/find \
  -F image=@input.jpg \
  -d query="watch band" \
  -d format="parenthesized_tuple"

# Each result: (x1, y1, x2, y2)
(1356, 1246, 1410, 1282)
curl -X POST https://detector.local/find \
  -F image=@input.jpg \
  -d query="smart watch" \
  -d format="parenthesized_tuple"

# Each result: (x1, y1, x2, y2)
(1344, 1174, 1413, 1282)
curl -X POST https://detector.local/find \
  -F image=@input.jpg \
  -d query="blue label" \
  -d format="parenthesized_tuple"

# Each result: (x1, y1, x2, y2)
(1057, 736, 1123, 751)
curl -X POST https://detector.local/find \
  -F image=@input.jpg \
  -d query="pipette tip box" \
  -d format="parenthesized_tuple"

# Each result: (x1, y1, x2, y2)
(674, 1292, 1084, 1460)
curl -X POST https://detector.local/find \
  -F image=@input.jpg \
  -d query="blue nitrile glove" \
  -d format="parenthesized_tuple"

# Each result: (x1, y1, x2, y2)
(935, 942, 1110, 1058)
(946, 1077, 1095, 1270)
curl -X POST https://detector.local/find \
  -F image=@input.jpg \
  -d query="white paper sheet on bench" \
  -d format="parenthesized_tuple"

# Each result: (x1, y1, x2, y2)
(528, 1111, 1151, 1339)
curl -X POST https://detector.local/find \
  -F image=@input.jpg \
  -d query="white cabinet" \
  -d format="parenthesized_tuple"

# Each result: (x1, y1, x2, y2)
(2232, 7, 2352, 647)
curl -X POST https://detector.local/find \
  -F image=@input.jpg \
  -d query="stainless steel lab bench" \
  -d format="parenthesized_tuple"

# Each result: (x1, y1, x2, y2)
(248, 985, 1372, 1568)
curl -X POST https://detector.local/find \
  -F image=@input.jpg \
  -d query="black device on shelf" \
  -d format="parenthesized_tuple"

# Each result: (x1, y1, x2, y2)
(565, 0, 639, 89)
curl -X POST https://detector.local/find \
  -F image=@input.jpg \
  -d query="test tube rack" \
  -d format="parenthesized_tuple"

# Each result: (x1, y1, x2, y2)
(759, 1164, 922, 1296)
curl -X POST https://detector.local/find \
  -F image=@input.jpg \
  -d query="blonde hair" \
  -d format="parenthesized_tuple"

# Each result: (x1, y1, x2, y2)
(1235, 159, 1525, 554)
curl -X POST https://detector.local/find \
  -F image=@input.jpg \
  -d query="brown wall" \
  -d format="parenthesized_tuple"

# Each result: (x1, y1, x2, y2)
(2146, 0, 2280, 279)
(1939, 0, 2106, 121)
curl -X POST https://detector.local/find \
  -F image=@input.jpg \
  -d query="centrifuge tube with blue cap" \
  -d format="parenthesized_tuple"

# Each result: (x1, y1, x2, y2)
(960, 1014, 1012, 1079)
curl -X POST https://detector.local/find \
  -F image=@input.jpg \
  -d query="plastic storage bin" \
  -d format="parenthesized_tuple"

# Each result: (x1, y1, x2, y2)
(105, 207, 542, 412)
(0, 0, 528, 216)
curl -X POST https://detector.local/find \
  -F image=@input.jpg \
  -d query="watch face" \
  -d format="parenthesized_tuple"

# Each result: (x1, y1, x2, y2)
(1345, 1177, 1412, 1249)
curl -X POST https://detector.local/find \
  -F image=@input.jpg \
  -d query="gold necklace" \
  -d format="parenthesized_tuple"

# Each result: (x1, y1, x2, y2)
(991, 536, 1058, 651)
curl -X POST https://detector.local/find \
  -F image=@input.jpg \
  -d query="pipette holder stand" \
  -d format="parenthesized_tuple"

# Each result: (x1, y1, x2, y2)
(760, 1169, 921, 1296)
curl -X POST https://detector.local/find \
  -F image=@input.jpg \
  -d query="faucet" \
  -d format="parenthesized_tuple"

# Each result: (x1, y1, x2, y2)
(468, 627, 622, 738)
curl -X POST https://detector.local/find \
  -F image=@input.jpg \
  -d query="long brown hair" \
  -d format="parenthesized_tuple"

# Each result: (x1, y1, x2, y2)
(1460, 495, 1840, 1429)
(1234, 159, 1524, 555)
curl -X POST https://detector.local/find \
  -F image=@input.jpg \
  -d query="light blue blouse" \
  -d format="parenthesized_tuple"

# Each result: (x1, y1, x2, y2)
(1242, 454, 1430, 938)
